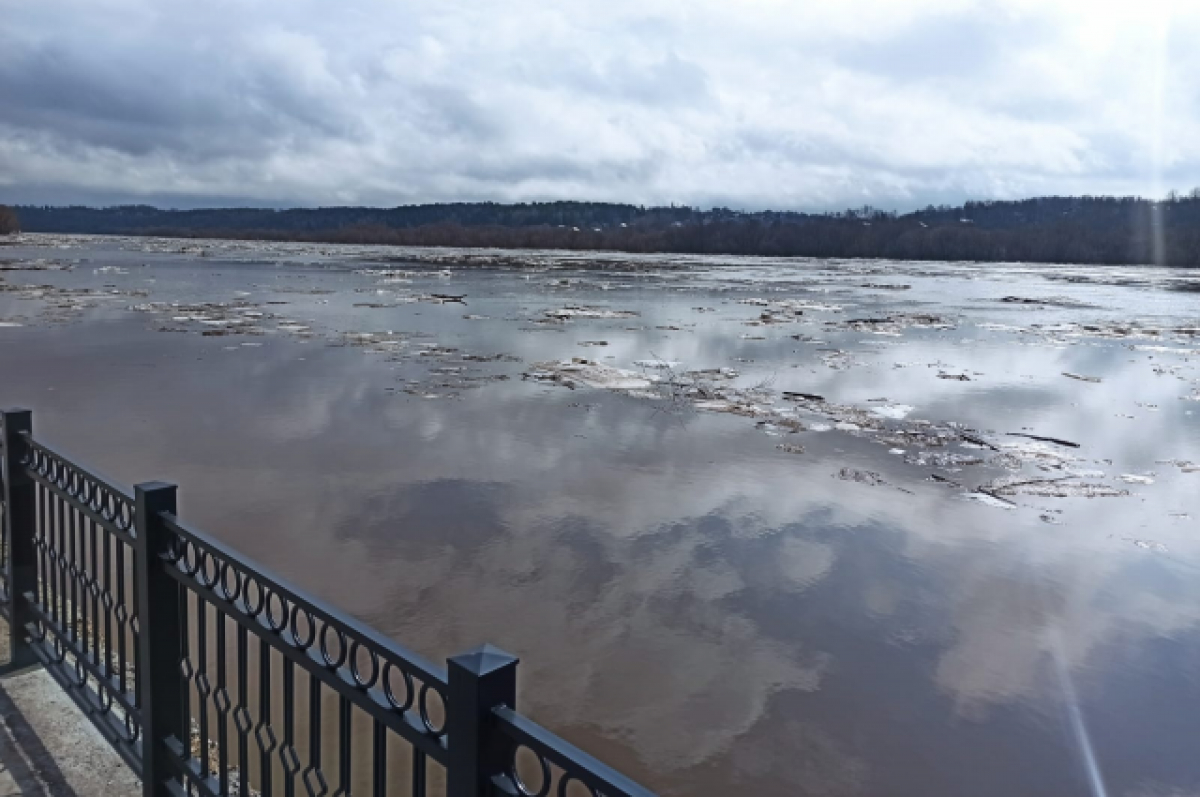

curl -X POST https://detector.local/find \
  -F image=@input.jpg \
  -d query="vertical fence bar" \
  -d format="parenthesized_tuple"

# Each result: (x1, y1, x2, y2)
(116, 534, 129, 694)
(216, 609, 229, 797)
(283, 656, 296, 797)
(258, 638, 273, 796)
(337, 697, 351, 796)
(412, 748, 426, 797)
(36, 482, 47, 622)
(235, 623, 249, 797)
(54, 494, 66, 630)
(307, 673, 323, 797)
(446, 644, 519, 797)
(135, 482, 184, 797)
(2, 409, 37, 672)
(372, 720, 386, 797)
(68, 501, 80, 645)
(101, 522, 114, 682)
(198, 598, 210, 780)
(88, 519, 100, 668)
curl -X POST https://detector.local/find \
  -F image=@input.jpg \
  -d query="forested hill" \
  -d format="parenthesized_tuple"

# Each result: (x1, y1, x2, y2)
(10, 195, 1200, 266)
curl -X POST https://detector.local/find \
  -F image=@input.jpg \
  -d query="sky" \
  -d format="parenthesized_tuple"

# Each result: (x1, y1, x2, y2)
(2, 0, 1200, 211)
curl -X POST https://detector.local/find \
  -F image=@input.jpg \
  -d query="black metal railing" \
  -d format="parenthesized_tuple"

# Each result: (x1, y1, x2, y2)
(1, 408, 657, 797)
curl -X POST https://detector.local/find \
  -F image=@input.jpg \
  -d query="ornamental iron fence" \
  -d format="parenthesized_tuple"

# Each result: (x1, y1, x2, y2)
(1, 408, 655, 797)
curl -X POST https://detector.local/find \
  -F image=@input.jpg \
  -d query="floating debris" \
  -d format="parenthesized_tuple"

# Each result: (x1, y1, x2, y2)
(545, 306, 639, 320)
(831, 313, 955, 333)
(960, 432, 999, 451)
(870, 404, 915, 420)
(967, 492, 1017, 509)
(999, 296, 1096, 308)
(776, 443, 805, 454)
(980, 475, 1129, 498)
(1126, 538, 1168, 553)
(904, 452, 983, 469)
(836, 468, 887, 487)
(757, 419, 807, 434)
(739, 297, 842, 313)
(524, 359, 657, 391)
(459, 352, 521, 363)
(820, 350, 856, 370)
(1007, 432, 1080, 449)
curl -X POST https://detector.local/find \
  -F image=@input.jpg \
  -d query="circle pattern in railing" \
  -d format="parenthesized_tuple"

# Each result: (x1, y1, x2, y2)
(164, 530, 450, 740)
(26, 444, 135, 533)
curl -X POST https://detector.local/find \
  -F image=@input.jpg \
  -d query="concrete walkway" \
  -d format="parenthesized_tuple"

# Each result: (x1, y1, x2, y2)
(0, 618, 141, 796)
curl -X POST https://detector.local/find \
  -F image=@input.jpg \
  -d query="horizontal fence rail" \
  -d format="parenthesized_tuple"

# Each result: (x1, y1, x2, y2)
(0, 409, 658, 797)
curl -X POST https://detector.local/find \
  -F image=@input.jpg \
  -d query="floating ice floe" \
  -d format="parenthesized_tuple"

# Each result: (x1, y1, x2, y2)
(544, 307, 639, 320)
(836, 468, 887, 486)
(738, 298, 843, 313)
(871, 404, 915, 420)
(524, 359, 657, 391)
(967, 492, 1017, 509)
(980, 475, 1129, 498)
(1127, 538, 1168, 553)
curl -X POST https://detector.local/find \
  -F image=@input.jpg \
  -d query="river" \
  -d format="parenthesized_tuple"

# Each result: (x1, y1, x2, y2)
(2, 233, 1199, 796)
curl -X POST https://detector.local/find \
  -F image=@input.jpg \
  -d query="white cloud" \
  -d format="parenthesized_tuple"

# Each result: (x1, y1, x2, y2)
(2, 0, 1200, 208)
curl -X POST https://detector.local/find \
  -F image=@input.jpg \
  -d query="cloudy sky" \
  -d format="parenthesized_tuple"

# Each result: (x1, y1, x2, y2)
(2, 0, 1199, 210)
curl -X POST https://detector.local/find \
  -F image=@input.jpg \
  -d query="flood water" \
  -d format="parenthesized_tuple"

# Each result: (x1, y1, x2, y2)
(2, 233, 1199, 797)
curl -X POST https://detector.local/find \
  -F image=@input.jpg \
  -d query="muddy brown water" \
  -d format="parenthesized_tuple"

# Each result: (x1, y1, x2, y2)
(2, 234, 1200, 796)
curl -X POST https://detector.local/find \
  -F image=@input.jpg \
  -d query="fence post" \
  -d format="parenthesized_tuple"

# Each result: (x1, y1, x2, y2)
(2, 408, 38, 672)
(134, 481, 184, 797)
(447, 644, 519, 797)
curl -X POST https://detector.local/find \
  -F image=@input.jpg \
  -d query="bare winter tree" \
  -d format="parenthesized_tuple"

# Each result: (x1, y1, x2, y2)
(0, 205, 20, 235)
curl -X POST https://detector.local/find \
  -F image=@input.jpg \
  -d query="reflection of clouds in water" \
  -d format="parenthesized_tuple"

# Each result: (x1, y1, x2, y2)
(351, 483, 833, 771)
(157, 374, 844, 773)
(723, 719, 868, 796)
(778, 536, 838, 593)
(933, 561, 1200, 719)
(1127, 786, 1200, 797)
(147, 352, 1200, 750)
(890, 495, 1200, 719)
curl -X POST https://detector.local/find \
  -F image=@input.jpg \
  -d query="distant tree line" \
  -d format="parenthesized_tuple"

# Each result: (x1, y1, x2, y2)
(0, 205, 19, 235)
(10, 194, 1200, 265)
